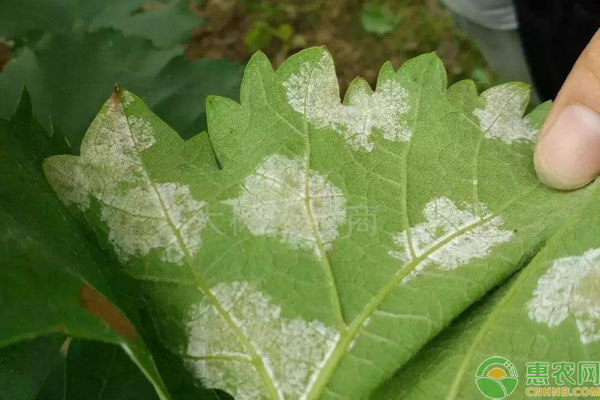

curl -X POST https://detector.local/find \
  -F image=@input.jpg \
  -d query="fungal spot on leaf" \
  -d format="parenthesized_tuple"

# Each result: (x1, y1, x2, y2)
(121, 90, 135, 107)
(283, 50, 411, 151)
(185, 281, 339, 399)
(44, 90, 208, 265)
(473, 83, 536, 144)
(389, 197, 513, 279)
(528, 248, 600, 344)
(79, 284, 138, 340)
(224, 154, 346, 256)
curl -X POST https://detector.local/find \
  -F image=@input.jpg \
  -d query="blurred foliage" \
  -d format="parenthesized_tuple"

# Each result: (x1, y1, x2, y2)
(0, 0, 198, 48)
(189, 0, 494, 92)
(0, 336, 65, 400)
(360, 2, 398, 37)
(0, 29, 243, 149)
(471, 66, 494, 89)
(0, 0, 244, 150)
(36, 339, 159, 400)
(244, 20, 293, 53)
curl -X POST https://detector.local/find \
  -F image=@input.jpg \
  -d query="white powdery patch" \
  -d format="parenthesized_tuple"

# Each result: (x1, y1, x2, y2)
(224, 154, 346, 256)
(186, 359, 264, 400)
(282, 51, 411, 151)
(389, 197, 513, 279)
(185, 281, 339, 400)
(528, 248, 600, 344)
(44, 90, 207, 265)
(127, 114, 155, 150)
(473, 84, 536, 144)
(121, 90, 135, 107)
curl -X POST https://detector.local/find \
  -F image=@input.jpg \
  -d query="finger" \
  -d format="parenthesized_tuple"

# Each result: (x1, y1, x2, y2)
(534, 29, 600, 190)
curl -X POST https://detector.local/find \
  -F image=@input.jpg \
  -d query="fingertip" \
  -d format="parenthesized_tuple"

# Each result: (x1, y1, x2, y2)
(534, 148, 592, 190)
(534, 104, 600, 190)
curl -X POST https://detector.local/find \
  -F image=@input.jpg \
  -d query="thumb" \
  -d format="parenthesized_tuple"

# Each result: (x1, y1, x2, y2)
(534, 29, 600, 190)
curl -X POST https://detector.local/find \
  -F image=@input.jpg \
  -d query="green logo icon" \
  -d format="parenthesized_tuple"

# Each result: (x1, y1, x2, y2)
(475, 356, 519, 399)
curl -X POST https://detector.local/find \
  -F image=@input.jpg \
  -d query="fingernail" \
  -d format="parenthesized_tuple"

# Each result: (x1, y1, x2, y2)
(535, 104, 600, 190)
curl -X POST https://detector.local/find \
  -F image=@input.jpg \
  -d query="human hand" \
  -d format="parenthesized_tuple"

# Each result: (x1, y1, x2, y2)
(535, 29, 600, 190)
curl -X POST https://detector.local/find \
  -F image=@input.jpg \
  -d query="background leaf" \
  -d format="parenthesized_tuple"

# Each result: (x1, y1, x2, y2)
(0, 29, 243, 150)
(0, 336, 65, 400)
(361, 3, 398, 36)
(37, 340, 159, 400)
(0, 91, 169, 400)
(0, 0, 198, 48)
(0, 0, 244, 151)
(85, 0, 199, 48)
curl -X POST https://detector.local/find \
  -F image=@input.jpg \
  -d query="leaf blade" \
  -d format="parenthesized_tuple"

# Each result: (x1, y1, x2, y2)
(43, 48, 595, 399)
(0, 90, 170, 400)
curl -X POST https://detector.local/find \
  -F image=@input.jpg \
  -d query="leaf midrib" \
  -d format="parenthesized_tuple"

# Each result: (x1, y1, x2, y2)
(115, 94, 282, 399)
(299, 63, 349, 334)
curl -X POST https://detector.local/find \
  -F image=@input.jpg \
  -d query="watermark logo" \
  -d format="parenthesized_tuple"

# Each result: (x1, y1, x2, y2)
(475, 356, 519, 399)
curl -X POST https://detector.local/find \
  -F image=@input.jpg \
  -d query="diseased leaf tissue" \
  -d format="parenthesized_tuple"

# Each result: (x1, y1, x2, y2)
(41, 48, 600, 399)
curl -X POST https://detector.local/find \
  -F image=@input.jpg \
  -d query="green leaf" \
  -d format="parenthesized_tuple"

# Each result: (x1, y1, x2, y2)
(0, 0, 76, 40)
(34, 339, 230, 400)
(0, 336, 65, 400)
(361, 3, 398, 37)
(0, 0, 199, 48)
(144, 343, 234, 400)
(38, 340, 160, 400)
(147, 56, 245, 140)
(42, 47, 594, 399)
(0, 29, 243, 149)
(0, 90, 169, 400)
(244, 21, 274, 53)
(86, 0, 200, 48)
(372, 185, 600, 399)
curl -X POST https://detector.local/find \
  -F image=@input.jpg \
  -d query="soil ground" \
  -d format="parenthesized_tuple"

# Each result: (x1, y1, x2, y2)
(187, 0, 492, 92)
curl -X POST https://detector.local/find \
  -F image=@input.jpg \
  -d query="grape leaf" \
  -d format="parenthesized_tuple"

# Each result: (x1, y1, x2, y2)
(140, 342, 234, 400)
(0, 0, 75, 41)
(0, 90, 169, 400)
(86, 0, 199, 48)
(361, 3, 398, 36)
(32, 338, 230, 400)
(42, 48, 592, 399)
(0, 0, 198, 48)
(39, 339, 160, 400)
(372, 183, 600, 399)
(0, 28, 243, 150)
(0, 336, 65, 400)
